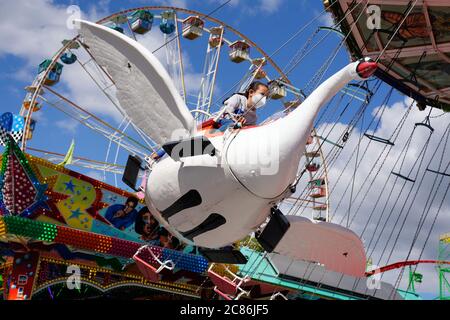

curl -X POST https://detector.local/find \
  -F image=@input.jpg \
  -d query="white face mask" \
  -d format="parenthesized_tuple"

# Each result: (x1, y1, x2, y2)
(251, 93, 267, 109)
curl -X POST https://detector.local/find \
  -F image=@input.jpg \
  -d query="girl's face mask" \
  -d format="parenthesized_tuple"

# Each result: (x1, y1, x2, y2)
(251, 93, 267, 109)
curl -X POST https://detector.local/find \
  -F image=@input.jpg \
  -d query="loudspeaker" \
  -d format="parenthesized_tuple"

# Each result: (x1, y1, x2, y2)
(122, 155, 142, 191)
(256, 207, 291, 253)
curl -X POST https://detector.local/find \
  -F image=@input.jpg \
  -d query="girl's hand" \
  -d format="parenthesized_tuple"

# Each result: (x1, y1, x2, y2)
(237, 116, 247, 126)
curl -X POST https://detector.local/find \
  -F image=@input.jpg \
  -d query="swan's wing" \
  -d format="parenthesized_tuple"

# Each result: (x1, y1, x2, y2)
(77, 20, 195, 146)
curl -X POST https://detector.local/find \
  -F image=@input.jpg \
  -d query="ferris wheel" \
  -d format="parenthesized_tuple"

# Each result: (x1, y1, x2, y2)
(18, 6, 331, 222)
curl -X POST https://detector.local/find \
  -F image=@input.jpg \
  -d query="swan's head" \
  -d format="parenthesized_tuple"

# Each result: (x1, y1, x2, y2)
(353, 57, 378, 80)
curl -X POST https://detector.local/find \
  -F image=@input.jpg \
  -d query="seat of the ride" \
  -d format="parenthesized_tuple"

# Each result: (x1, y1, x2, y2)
(133, 254, 161, 282)
(133, 245, 174, 283)
(208, 269, 240, 295)
(214, 288, 233, 300)
(207, 266, 251, 300)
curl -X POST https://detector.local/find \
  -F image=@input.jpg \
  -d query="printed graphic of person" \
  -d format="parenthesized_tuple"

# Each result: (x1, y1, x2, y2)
(158, 227, 181, 250)
(134, 206, 159, 241)
(105, 196, 139, 230)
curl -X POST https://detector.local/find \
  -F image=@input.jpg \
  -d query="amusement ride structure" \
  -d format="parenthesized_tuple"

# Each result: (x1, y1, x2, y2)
(0, 1, 449, 300)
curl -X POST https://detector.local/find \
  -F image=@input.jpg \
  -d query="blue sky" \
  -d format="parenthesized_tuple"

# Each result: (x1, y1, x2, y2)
(0, 1, 448, 298)
(0, 0, 360, 182)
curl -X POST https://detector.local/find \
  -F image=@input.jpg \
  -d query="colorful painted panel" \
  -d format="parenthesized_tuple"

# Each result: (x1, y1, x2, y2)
(0, 215, 209, 274)
(0, 112, 24, 146)
(27, 155, 146, 242)
(0, 138, 184, 250)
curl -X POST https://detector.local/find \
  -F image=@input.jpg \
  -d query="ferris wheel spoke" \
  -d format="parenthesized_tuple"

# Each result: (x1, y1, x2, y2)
(27, 147, 127, 175)
(78, 41, 116, 86)
(41, 86, 152, 159)
(284, 197, 326, 206)
(195, 26, 224, 122)
(163, 12, 187, 103)
(174, 13, 187, 103)
(130, 123, 160, 152)
(125, 17, 138, 42)
(75, 45, 128, 120)
(285, 128, 330, 222)
(103, 117, 129, 182)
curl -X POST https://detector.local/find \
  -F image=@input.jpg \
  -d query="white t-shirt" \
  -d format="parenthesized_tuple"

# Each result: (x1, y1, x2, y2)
(223, 94, 257, 126)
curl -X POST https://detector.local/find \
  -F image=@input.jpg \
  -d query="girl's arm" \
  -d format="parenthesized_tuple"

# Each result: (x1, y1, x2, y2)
(214, 95, 240, 122)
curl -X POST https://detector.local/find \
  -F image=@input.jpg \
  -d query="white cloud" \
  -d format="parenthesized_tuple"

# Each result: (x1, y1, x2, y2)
(312, 97, 450, 295)
(317, 11, 335, 28)
(30, 109, 48, 126)
(184, 72, 203, 96)
(152, 0, 188, 8)
(85, 170, 105, 182)
(0, 0, 109, 64)
(0, 1, 72, 64)
(56, 52, 124, 122)
(0, 0, 121, 121)
(0, 0, 207, 125)
(55, 118, 79, 134)
(281, 95, 449, 297)
(259, 0, 284, 14)
(206, 0, 284, 15)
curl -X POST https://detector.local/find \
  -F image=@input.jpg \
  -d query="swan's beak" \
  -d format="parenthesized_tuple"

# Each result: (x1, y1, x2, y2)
(355, 59, 377, 79)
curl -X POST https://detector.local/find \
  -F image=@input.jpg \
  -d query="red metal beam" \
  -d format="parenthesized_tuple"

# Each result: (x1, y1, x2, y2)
(365, 260, 450, 276)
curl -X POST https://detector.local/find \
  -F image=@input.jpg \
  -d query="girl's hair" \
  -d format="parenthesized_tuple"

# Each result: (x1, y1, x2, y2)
(223, 81, 268, 104)
(243, 81, 268, 99)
